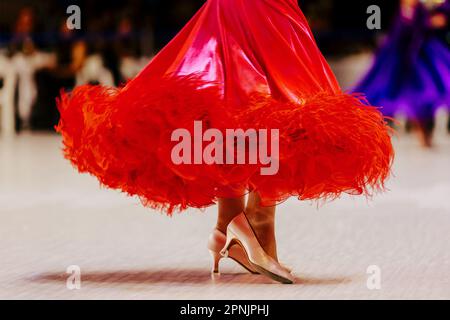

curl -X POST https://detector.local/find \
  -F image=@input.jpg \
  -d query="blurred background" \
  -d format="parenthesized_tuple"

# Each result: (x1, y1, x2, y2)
(0, 0, 404, 132)
(0, 0, 449, 299)
(0, 0, 448, 134)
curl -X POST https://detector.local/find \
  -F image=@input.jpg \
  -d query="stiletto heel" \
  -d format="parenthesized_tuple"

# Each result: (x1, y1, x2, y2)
(210, 250, 222, 273)
(222, 212, 295, 284)
(220, 231, 235, 257)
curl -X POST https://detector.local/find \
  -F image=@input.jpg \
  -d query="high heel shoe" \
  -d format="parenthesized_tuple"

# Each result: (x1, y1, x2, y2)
(221, 212, 294, 284)
(208, 229, 258, 274)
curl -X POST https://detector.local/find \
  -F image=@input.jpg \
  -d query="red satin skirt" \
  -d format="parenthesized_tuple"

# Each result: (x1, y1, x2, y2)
(57, 0, 394, 214)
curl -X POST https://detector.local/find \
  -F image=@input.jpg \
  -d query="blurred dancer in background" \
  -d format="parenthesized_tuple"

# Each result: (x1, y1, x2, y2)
(354, 0, 450, 147)
(32, 22, 87, 130)
(9, 7, 37, 130)
(434, 0, 450, 132)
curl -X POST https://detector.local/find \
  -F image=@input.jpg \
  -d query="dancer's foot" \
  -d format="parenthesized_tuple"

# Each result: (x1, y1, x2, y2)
(216, 193, 291, 273)
(214, 221, 292, 274)
(208, 229, 258, 274)
(221, 212, 294, 284)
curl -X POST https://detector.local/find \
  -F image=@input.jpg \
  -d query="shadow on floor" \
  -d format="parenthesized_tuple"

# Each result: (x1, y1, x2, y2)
(29, 269, 353, 286)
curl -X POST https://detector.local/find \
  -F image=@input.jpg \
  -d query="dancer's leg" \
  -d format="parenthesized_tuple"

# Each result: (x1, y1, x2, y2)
(417, 105, 435, 148)
(447, 113, 450, 134)
(245, 191, 278, 261)
(216, 196, 246, 234)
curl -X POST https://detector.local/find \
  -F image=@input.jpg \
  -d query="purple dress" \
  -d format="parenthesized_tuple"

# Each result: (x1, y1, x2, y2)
(354, 2, 450, 122)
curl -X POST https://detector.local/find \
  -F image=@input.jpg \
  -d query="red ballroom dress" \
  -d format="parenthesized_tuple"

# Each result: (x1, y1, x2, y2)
(57, 0, 394, 214)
